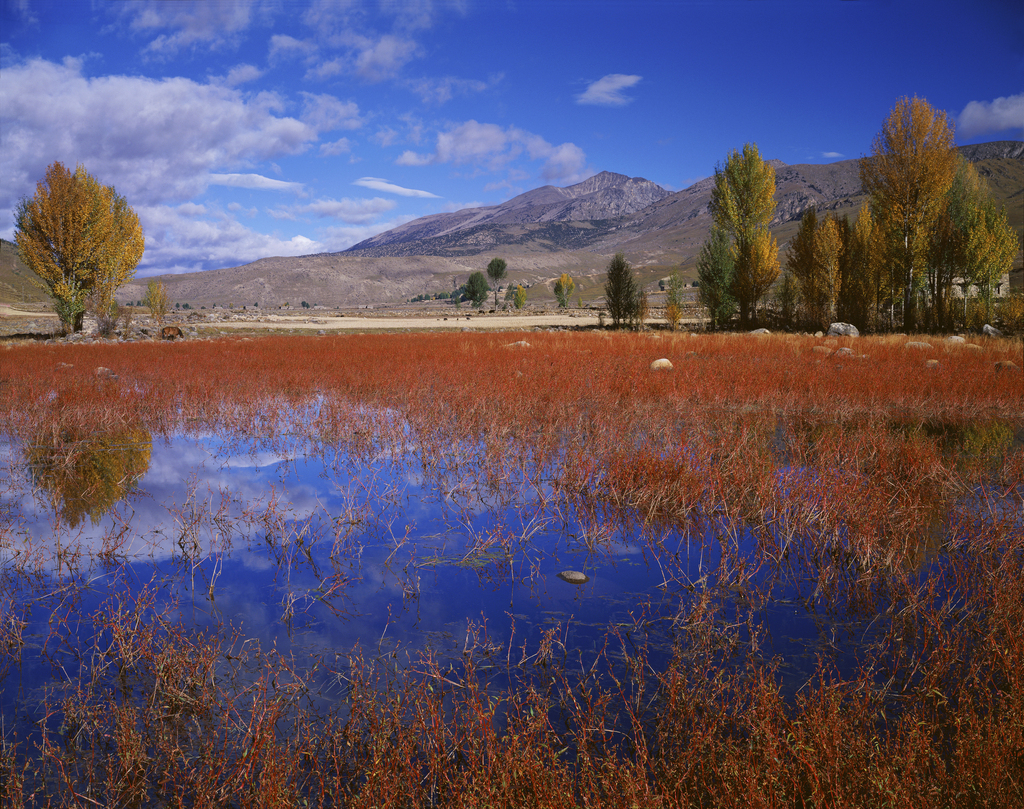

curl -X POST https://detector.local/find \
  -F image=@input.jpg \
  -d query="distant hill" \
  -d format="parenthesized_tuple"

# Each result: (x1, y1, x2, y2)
(0, 238, 49, 305)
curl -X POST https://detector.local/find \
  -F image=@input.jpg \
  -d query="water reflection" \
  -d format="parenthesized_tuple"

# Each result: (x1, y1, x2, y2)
(25, 425, 152, 528)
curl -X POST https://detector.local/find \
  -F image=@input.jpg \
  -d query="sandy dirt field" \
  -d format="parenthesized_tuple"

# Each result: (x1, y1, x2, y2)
(1, 303, 702, 334)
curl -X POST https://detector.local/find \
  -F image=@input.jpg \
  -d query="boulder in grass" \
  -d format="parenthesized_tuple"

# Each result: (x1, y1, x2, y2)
(161, 325, 183, 340)
(947, 335, 966, 344)
(925, 359, 940, 369)
(650, 358, 673, 371)
(505, 340, 531, 349)
(749, 328, 770, 335)
(811, 345, 832, 355)
(827, 322, 859, 337)
(95, 366, 118, 380)
(905, 341, 932, 351)
(995, 361, 1020, 373)
(557, 570, 590, 585)
(983, 324, 1002, 337)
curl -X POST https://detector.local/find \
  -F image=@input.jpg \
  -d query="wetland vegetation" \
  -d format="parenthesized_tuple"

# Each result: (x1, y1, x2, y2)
(1, 330, 1022, 807)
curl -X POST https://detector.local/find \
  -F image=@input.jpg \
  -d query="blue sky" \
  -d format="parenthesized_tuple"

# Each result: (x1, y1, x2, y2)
(2, 0, 1021, 276)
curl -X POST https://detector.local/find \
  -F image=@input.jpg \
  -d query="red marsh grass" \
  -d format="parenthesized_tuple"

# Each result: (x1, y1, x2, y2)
(1, 330, 1023, 806)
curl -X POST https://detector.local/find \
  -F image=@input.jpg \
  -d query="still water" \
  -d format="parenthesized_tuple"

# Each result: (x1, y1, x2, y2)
(1, 413, 1007, 745)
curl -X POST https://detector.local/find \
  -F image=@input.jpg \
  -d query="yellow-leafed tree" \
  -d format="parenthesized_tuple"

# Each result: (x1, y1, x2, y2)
(15, 161, 145, 333)
(553, 273, 575, 308)
(144, 279, 171, 324)
(709, 142, 779, 325)
(860, 96, 957, 332)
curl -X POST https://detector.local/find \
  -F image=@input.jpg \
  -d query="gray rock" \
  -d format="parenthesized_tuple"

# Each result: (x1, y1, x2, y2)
(557, 570, 590, 585)
(947, 335, 966, 343)
(905, 341, 932, 350)
(983, 324, 1003, 337)
(827, 322, 859, 337)
(650, 358, 673, 370)
(749, 328, 770, 335)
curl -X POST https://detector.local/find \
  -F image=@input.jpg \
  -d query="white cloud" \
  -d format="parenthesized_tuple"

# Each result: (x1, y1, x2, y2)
(396, 120, 590, 184)
(135, 203, 324, 274)
(269, 34, 318, 63)
(958, 94, 1024, 139)
(408, 75, 491, 105)
(353, 177, 440, 198)
(821, 151, 844, 159)
(353, 34, 419, 81)
(0, 57, 317, 209)
(300, 92, 364, 131)
(116, 0, 259, 57)
(320, 138, 353, 156)
(576, 74, 642, 106)
(395, 150, 434, 167)
(273, 197, 398, 224)
(221, 64, 264, 87)
(209, 174, 305, 192)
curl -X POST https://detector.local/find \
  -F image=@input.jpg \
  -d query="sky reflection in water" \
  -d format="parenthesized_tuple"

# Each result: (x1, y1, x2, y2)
(3, 427, 888, 732)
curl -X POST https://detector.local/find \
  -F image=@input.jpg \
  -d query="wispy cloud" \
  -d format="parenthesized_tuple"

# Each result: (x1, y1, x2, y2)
(958, 94, 1024, 139)
(208, 174, 305, 192)
(821, 151, 844, 159)
(353, 177, 440, 198)
(577, 74, 642, 106)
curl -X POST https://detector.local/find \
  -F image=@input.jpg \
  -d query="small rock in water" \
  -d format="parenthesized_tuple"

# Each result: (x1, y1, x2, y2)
(557, 570, 590, 585)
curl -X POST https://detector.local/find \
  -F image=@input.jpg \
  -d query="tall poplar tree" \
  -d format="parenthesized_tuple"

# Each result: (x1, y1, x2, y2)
(697, 226, 737, 330)
(709, 142, 779, 326)
(16, 161, 144, 333)
(860, 96, 957, 332)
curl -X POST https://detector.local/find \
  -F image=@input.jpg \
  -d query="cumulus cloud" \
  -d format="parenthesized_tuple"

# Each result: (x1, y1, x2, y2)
(320, 138, 353, 156)
(577, 74, 642, 106)
(408, 75, 491, 105)
(208, 173, 305, 192)
(269, 34, 317, 63)
(0, 57, 320, 209)
(220, 64, 264, 87)
(353, 34, 419, 81)
(115, 0, 259, 57)
(353, 177, 440, 198)
(395, 120, 590, 184)
(300, 92, 364, 131)
(958, 94, 1024, 139)
(135, 203, 323, 274)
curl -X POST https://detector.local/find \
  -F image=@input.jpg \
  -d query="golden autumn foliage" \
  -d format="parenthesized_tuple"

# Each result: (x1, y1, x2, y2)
(144, 279, 171, 324)
(27, 426, 152, 528)
(709, 143, 779, 325)
(860, 96, 958, 331)
(15, 161, 144, 332)
(553, 273, 575, 308)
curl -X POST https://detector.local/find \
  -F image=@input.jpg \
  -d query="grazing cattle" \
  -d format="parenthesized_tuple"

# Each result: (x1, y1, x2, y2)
(161, 326, 183, 340)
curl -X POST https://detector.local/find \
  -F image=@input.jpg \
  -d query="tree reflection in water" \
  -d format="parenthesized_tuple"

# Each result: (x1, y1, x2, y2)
(26, 426, 151, 528)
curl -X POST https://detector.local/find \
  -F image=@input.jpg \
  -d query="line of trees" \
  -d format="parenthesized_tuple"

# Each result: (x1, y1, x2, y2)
(698, 97, 1019, 333)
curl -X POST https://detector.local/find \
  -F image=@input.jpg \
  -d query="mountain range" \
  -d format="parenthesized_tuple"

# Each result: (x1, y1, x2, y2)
(3, 142, 1021, 309)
